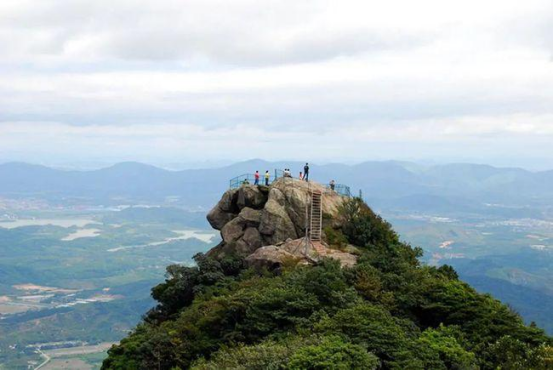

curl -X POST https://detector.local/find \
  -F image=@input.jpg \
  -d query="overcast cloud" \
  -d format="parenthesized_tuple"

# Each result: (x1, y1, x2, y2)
(1, 0, 552, 169)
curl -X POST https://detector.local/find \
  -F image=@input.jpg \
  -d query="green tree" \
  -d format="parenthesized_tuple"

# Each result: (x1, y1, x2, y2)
(486, 336, 553, 369)
(340, 197, 399, 248)
(412, 325, 477, 369)
(191, 340, 290, 370)
(315, 303, 414, 367)
(288, 336, 379, 370)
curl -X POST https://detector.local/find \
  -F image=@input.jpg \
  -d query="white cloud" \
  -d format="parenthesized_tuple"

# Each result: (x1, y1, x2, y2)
(0, 0, 552, 167)
(2, 114, 553, 166)
(2, 0, 550, 64)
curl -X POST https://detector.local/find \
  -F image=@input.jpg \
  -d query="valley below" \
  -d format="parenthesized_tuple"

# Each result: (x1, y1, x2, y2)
(385, 210, 553, 335)
(0, 203, 215, 369)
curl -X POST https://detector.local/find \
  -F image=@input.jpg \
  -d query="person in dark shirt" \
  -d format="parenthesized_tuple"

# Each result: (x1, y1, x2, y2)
(303, 163, 309, 181)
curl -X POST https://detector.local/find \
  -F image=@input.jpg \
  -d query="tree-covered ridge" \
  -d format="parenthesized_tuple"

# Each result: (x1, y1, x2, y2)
(102, 198, 552, 370)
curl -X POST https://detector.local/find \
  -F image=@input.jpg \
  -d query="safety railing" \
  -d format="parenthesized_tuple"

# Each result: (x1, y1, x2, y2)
(230, 174, 263, 188)
(229, 169, 283, 189)
(327, 184, 351, 197)
(229, 169, 351, 198)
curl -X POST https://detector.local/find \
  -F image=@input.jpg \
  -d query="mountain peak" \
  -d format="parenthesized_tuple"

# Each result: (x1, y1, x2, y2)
(99, 161, 166, 172)
(206, 178, 357, 268)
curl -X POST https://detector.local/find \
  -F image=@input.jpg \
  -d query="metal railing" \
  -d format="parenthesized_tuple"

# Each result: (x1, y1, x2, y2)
(230, 174, 263, 188)
(229, 169, 351, 198)
(229, 169, 283, 189)
(327, 184, 351, 197)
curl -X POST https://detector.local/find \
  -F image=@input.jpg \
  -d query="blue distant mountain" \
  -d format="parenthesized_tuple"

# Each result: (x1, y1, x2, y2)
(2, 160, 553, 211)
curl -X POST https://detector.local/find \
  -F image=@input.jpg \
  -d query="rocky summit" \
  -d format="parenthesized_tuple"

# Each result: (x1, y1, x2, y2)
(206, 178, 357, 268)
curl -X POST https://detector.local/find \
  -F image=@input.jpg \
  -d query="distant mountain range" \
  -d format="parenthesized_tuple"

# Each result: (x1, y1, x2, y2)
(2, 160, 553, 212)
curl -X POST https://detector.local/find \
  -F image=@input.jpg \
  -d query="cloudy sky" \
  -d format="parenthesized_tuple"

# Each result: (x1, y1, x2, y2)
(1, 0, 552, 169)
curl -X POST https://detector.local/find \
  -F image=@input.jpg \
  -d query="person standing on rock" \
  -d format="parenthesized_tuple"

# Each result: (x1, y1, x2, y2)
(303, 163, 309, 181)
(254, 170, 260, 185)
(265, 170, 270, 186)
(330, 179, 336, 191)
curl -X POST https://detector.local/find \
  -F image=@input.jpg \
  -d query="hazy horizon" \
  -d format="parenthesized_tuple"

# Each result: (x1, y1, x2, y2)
(3, 157, 553, 173)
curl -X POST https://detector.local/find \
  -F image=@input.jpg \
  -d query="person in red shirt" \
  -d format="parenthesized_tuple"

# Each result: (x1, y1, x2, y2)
(254, 170, 260, 185)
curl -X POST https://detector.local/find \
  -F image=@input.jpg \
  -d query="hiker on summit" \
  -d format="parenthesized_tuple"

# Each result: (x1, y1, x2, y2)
(264, 170, 270, 186)
(299, 171, 303, 180)
(254, 170, 260, 185)
(330, 179, 336, 191)
(303, 163, 310, 181)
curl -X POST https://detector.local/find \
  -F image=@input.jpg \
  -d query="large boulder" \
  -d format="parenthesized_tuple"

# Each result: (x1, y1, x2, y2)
(271, 178, 344, 219)
(207, 207, 235, 230)
(206, 188, 240, 229)
(238, 207, 262, 227)
(246, 238, 357, 269)
(259, 198, 298, 244)
(221, 218, 245, 242)
(219, 188, 239, 212)
(246, 245, 299, 270)
(240, 227, 264, 251)
(237, 185, 267, 209)
(268, 187, 286, 206)
(282, 187, 309, 236)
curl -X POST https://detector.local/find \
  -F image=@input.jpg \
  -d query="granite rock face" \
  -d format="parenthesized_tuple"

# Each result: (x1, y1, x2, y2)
(246, 238, 358, 270)
(206, 178, 355, 267)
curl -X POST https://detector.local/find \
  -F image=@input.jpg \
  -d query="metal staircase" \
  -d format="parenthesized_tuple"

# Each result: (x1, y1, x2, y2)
(309, 190, 322, 241)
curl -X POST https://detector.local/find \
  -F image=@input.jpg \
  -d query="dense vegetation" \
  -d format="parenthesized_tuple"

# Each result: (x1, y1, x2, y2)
(102, 198, 552, 370)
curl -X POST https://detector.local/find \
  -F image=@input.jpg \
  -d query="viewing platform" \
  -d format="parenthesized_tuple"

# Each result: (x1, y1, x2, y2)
(229, 169, 352, 198)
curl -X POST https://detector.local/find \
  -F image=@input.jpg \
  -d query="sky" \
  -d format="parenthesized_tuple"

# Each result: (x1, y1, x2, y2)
(1, 0, 552, 170)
